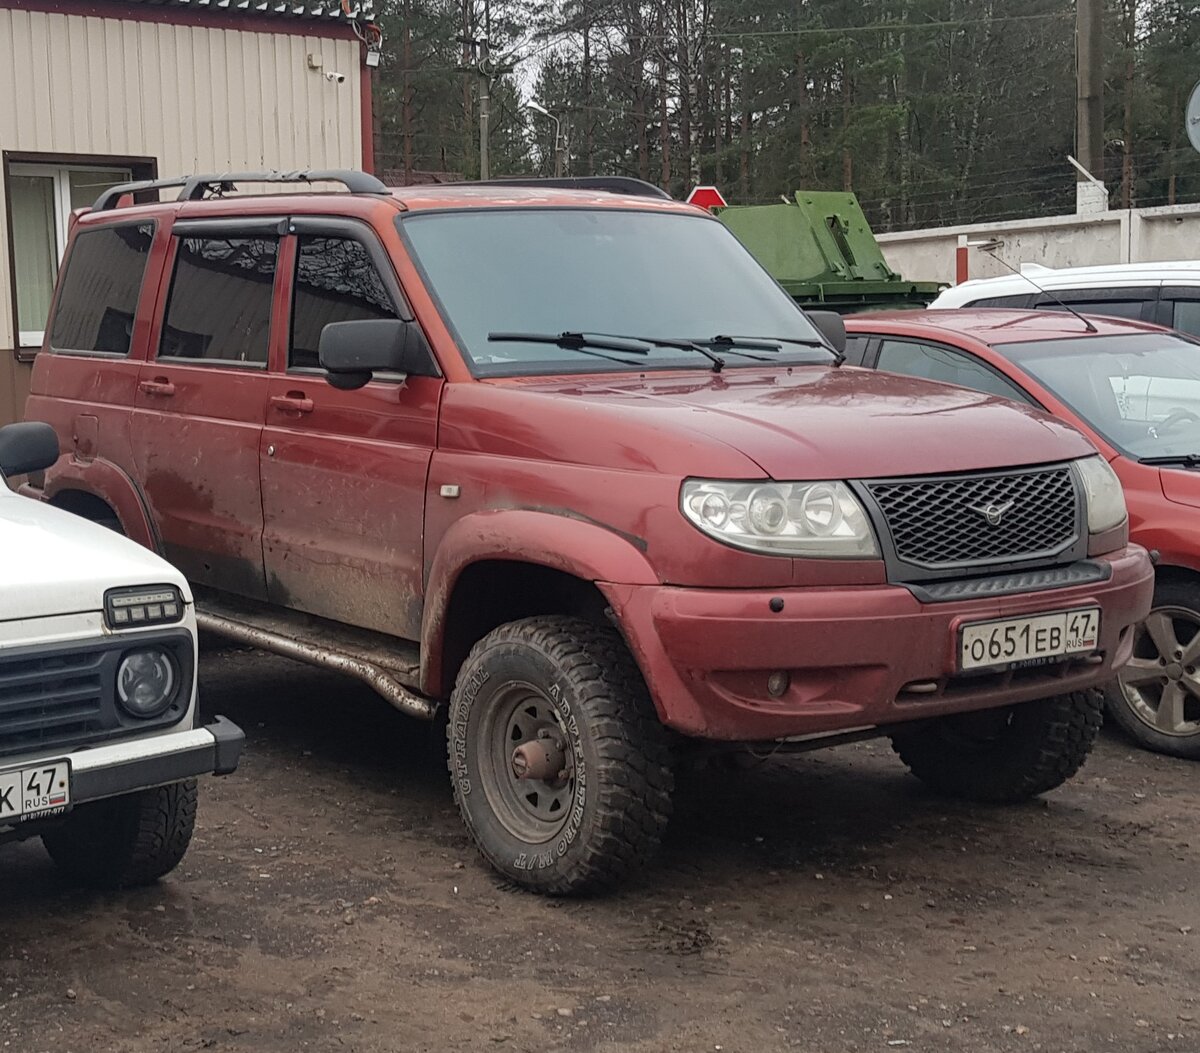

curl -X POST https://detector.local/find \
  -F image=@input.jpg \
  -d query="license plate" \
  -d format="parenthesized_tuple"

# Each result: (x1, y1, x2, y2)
(959, 608, 1101, 671)
(0, 760, 71, 824)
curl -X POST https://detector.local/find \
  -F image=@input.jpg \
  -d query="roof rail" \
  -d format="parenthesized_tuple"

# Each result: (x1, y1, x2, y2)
(467, 176, 672, 201)
(93, 170, 391, 212)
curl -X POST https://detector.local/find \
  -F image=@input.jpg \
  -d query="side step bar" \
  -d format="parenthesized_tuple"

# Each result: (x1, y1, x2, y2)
(195, 595, 436, 722)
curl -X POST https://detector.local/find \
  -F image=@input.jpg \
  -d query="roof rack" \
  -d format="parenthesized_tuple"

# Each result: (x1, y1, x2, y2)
(466, 176, 672, 201)
(92, 170, 391, 212)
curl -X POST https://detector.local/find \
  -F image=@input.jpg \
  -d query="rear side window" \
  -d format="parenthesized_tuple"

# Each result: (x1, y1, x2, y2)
(48, 223, 154, 355)
(1172, 300, 1200, 338)
(970, 294, 1032, 309)
(877, 339, 1032, 404)
(1036, 298, 1147, 321)
(289, 236, 397, 369)
(159, 236, 278, 364)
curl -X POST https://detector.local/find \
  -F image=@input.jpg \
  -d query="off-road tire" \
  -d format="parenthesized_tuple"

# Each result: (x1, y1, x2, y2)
(42, 780, 198, 888)
(889, 691, 1103, 803)
(1103, 580, 1200, 761)
(448, 616, 673, 895)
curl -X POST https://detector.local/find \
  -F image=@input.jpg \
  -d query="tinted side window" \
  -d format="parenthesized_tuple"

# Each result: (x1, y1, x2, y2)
(290, 236, 397, 369)
(877, 339, 1031, 403)
(970, 294, 1032, 309)
(48, 223, 154, 355)
(159, 236, 278, 364)
(1171, 300, 1200, 339)
(1036, 299, 1146, 321)
(842, 334, 871, 366)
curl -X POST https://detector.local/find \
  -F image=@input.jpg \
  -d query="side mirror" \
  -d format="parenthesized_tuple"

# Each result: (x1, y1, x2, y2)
(0, 422, 60, 477)
(319, 318, 432, 391)
(807, 310, 847, 356)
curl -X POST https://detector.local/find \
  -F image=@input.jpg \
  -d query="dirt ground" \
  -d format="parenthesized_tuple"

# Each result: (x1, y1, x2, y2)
(2, 648, 1198, 1053)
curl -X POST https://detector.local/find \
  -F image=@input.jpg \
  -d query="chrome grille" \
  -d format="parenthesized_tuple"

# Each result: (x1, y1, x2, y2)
(867, 466, 1079, 571)
(0, 650, 106, 759)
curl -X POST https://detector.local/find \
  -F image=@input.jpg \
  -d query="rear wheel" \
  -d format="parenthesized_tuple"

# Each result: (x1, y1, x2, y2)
(448, 616, 673, 895)
(42, 780, 197, 888)
(890, 691, 1102, 802)
(1104, 581, 1200, 760)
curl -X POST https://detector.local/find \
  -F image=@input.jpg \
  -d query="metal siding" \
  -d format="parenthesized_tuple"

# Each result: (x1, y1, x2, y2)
(0, 9, 363, 422)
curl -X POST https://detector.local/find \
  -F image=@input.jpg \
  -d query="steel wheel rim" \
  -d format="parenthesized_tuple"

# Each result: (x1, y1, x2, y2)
(478, 682, 576, 843)
(1118, 606, 1200, 738)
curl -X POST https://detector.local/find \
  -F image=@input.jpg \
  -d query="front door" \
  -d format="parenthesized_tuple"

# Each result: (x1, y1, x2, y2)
(131, 219, 283, 599)
(261, 220, 441, 641)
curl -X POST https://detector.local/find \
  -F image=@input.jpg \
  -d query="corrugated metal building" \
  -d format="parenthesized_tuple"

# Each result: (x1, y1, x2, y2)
(0, 0, 375, 425)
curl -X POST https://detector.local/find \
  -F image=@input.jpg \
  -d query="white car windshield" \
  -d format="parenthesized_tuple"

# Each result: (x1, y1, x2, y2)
(399, 208, 832, 377)
(1000, 332, 1200, 462)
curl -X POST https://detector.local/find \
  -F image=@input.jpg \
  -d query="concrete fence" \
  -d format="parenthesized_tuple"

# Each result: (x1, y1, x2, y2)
(876, 203, 1200, 286)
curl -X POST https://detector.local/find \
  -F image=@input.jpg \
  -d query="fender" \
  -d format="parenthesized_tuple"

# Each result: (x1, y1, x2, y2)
(37, 454, 160, 552)
(421, 508, 659, 697)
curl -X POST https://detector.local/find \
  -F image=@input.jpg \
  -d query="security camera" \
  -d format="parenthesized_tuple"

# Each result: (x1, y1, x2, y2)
(324, 70, 346, 84)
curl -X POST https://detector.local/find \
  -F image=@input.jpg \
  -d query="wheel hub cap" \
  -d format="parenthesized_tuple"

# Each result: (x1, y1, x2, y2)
(1118, 607, 1200, 738)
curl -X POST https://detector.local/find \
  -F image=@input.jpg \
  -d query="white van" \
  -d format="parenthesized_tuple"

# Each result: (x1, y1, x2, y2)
(930, 261, 1200, 338)
(0, 422, 242, 887)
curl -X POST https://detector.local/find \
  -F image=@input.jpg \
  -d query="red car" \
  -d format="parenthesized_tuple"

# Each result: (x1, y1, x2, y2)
(845, 309, 1200, 759)
(19, 173, 1153, 893)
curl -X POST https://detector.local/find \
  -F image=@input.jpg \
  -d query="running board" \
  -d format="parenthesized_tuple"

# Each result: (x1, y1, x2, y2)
(194, 590, 435, 722)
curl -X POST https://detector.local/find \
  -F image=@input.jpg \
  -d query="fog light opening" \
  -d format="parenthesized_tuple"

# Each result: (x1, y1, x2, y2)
(766, 671, 790, 698)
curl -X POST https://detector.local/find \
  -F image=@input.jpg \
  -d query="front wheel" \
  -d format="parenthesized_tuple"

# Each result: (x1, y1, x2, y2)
(447, 617, 673, 895)
(890, 691, 1103, 803)
(1104, 581, 1200, 760)
(42, 780, 197, 888)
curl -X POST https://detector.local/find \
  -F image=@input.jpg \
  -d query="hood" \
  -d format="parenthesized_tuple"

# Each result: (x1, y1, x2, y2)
(0, 489, 189, 623)
(446, 366, 1096, 478)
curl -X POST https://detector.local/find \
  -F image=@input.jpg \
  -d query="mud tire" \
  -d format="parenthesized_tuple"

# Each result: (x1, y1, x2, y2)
(890, 692, 1103, 803)
(447, 617, 673, 895)
(42, 780, 198, 888)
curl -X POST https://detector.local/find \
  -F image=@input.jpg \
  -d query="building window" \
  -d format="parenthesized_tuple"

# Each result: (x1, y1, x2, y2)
(9, 163, 133, 349)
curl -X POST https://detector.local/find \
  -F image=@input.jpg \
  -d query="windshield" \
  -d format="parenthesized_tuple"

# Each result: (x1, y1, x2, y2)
(398, 208, 830, 377)
(999, 332, 1200, 460)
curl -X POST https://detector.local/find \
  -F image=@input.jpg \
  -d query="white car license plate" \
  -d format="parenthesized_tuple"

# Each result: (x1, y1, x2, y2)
(960, 608, 1101, 671)
(0, 760, 71, 823)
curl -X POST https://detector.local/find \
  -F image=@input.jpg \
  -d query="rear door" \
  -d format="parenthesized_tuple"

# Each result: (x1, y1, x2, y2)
(260, 219, 441, 642)
(131, 218, 284, 599)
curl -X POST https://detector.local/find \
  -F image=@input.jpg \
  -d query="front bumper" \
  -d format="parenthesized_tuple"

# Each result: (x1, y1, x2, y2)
(603, 545, 1154, 741)
(1, 717, 243, 841)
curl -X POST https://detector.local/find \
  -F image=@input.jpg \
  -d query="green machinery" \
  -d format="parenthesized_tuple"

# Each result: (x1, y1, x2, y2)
(717, 191, 943, 313)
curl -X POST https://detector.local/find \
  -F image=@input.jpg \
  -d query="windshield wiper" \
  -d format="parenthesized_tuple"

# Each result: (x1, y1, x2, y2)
(488, 331, 654, 367)
(708, 333, 843, 364)
(491, 330, 729, 372)
(1139, 454, 1200, 467)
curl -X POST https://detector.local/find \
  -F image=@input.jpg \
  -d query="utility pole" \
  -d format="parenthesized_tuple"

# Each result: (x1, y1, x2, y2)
(457, 35, 495, 179)
(1076, 0, 1104, 186)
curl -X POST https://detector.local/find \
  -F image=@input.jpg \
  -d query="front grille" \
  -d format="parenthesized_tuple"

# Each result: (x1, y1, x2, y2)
(0, 632, 193, 761)
(0, 651, 106, 758)
(866, 465, 1079, 573)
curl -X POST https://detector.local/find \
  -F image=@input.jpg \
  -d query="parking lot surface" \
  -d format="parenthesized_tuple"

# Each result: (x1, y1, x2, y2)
(3, 647, 1197, 1053)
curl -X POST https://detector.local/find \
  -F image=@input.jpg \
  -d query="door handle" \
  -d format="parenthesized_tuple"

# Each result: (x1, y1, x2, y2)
(270, 393, 314, 414)
(138, 378, 176, 397)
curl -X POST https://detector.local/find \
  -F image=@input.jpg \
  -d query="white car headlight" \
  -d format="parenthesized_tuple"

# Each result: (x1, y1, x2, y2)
(681, 479, 880, 557)
(1074, 455, 1127, 533)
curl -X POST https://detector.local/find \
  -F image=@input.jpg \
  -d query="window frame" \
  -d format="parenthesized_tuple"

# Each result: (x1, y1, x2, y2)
(3, 151, 156, 360)
(866, 334, 1040, 407)
(284, 217, 427, 381)
(46, 218, 158, 360)
(155, 219, 284, 370)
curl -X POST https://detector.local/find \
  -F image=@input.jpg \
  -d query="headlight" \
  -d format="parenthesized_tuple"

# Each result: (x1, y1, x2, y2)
(116, 648, 177, 718)
(681, 479, 879, 557)
(1074, 455, 1126, 533)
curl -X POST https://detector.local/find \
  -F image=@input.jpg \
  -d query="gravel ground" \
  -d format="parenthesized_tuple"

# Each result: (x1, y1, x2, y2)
(2, 648, 1197, 1053)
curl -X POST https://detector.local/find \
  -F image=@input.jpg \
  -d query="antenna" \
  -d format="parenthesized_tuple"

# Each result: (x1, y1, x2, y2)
(979, 247, 1098, 334)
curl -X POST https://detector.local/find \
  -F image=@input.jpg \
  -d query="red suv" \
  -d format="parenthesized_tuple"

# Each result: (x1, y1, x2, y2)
(23, 171, 1153, 893)
(845, 309, 1200, 760)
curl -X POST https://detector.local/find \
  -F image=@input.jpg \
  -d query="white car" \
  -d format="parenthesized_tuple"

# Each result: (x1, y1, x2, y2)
(0, 422, 242, 887)
(930, 261, 1200, 339)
